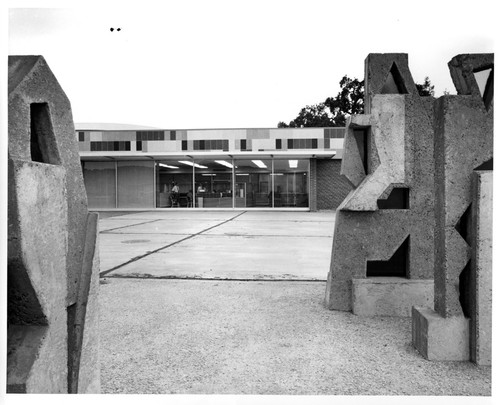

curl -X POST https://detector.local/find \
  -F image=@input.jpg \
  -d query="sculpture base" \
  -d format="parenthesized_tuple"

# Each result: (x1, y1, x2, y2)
(412, 307, 469, 361)
(352, 278, 433, 317)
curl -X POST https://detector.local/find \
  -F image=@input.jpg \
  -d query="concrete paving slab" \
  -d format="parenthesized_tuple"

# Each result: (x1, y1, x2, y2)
(99, 233, 188, 272)
(205, 219, 333, 237)
(98, 211, 335, 280)
(233, 210, 335, 222)
(99, 218, 162, 232)
(106, 234, 331, 280)
(106, 219, 225, 235)
(100, 210, 239, 221)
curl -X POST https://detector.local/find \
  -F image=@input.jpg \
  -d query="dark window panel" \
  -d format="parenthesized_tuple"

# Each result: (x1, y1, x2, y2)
(125, 141, 131, 151)
(114, 141, 119, 150)
(96, 142, 102, 151)
(276, 139, 282, 149)
(90, 142, 96, 151)
(119, 141, 125, 151)
(200, 140, 206, 150)
(287, 139, 293, 149)
(325, 139, 330, 149)
(241, 139, 247, 150)
(216, 139, 222, 150)
(137, 141, 142, 151)
(194, 140, 200, 150)
(78, 132, 85, 142)
(182, 140, 187, 151)
(170, 130, 176, 141)
(306, 139, 312, 149)
(136, 131, 141, 141)
(312, 139, 318, 149)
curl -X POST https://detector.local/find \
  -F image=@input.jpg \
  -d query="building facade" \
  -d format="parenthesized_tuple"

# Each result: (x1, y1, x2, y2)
(77, 125, 353, 210)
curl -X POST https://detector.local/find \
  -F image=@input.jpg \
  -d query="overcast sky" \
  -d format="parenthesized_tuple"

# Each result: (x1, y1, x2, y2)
(6, 0, 498, 130)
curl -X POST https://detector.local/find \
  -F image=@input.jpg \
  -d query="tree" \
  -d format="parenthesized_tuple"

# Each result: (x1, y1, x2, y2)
(278, 75, 434, 128)
(415, 76, 434, 96)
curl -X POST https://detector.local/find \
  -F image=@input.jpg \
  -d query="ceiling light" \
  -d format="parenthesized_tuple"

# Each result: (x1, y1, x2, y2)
(252, 160, 267, 168)
(215, 160, 234, 169)
(159, 163, 179, 169)
(179, 160, 208, 169)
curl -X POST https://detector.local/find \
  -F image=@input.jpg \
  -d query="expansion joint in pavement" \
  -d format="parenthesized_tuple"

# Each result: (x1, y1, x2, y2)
(99, 211, 247, 277)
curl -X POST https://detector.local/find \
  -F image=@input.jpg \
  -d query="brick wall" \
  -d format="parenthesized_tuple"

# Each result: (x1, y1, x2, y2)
(315, 159, 353, 210)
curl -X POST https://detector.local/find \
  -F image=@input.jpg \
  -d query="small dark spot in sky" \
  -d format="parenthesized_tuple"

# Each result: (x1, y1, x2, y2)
(110, 28, 122, 32)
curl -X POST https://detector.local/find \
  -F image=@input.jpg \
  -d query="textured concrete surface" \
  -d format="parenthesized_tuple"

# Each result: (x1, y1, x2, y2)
(7, 160, 68, 393)
(326, 53, 435, 313)
(8, 55, 100, 393)
(9, 55, 89, 309)
(412, 307, 470, 361)
(339, 95, 406, 211)
(99, 278, 491, 395)
(76, 213, 101, 393)
(433, 93, 493, 318)
(98, 211, 335, 280)
(364, 53, 418, 113)
(352, 278, 433, 317)
(470, 171, 493, 365)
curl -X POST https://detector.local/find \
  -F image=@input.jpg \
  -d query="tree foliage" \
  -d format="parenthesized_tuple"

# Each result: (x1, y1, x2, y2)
(278, 75, 434, 128)
(415, 76, 434, 97)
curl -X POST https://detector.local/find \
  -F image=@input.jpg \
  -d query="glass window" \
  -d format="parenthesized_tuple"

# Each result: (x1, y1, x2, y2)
(193, 159, 233, 208)
(82, 161, 116, 209)
(234, 159, 272, 207)
(273, 159, 309, 207)
(156, 160, 193, 208)
(117, 161, 154, 208)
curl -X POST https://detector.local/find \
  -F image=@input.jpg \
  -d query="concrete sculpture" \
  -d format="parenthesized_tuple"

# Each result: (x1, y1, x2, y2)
(325, 53, 435, 316)
(412, 54, 493, 363)
(7, 55, 100, 392)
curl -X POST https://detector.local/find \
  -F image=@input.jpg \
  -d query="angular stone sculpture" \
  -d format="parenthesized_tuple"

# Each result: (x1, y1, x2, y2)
(325, 54, 435, 316)
(413, 54, 493, 362)
(7, 55, 100, 392)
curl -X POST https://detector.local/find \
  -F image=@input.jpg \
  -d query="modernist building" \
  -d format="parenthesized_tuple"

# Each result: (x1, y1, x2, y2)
(77, 124, 353, 210)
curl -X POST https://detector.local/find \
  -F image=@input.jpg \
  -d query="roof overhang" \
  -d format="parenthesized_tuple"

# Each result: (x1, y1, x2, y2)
(79, 150, 337, 161)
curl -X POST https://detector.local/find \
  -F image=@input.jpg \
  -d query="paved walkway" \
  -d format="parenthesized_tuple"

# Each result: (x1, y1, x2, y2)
(98, 210, 335, 280)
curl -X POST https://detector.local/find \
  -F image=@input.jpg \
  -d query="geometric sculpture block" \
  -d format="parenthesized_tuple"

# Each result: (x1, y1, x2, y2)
(325, 54, 436, 314)
(412, 54, 493, 363)
(8, 55, 100, 392)
(470, 171, 492, 365)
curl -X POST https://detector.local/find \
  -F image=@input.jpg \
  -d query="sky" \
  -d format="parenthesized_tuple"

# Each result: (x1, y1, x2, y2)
(5, 0, 497, 130)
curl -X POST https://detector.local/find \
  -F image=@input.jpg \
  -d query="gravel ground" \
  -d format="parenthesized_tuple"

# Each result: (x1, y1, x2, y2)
(99, 278, 491, 396)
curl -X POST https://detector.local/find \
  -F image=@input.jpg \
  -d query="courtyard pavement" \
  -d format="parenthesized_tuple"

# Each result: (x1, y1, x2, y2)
(98, 210, 335, 280)
(96, 210, 492, 398)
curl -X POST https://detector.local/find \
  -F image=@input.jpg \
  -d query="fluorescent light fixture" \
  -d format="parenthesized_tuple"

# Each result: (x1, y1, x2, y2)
(236, 173, 249, 176)
(159, 163, 179, 169)
(252, 160, 267, 168)
(215, 160, 234, 169)
(202, 174, 216, 176)
(289, 160, 298, 168)
(271, 173, 284, 176)
(179, 160, 208, 169)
